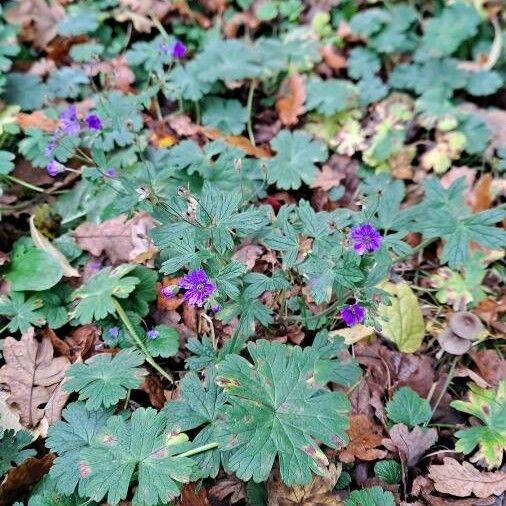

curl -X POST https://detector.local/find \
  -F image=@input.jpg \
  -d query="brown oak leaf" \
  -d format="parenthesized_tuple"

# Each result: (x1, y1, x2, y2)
(338, 414, 386, 463)
(0, 328, 69, 428)
(267, 465, 343, 505)
(382, 423, 437, 467)
(428, 458, 506, 498)
(470, 349, 506, 387)
(276, 74, 306, 126)
(74, 213, 155, 264)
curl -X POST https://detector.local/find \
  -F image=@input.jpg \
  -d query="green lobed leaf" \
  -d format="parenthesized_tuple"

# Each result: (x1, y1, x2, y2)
(386, 387, 432, 427)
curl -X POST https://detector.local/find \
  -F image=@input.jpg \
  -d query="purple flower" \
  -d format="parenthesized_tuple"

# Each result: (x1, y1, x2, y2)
(47, 160, 65, 177)
(44, 137, 59, 158)
(171, 40, 186, 59)
(340, 304, 366, 327)
(85, 114, 102, 130)
(179, 269, 216, 307)
(350, 223, 382, 255)
(211, 304, 220, 313)
(104, 168, 117, 178)
(158, 41, 170, 54)
(160, 286, 176, 298)
(59, 105, 80, 135)
(108, 326, 120, 338)
(147, 328, 159, 340)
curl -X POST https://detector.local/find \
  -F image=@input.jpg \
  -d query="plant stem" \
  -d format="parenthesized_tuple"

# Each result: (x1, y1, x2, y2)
(2, 174, 46, 193)
(246, 79, 257, 146)
(113, 299, 173, 383)
(393, 237, 438, 263)
(423, 356, 458, 428)
(200, 312, 217, 350)
(178, 442, 218, 458)
(150, 14, 170, 39)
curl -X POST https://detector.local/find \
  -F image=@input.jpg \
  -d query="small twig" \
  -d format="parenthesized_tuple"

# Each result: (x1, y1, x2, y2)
(200, 312, 217, 351)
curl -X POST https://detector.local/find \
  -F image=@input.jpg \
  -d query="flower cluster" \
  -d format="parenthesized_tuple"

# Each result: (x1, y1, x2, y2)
(45, 105, 102, 177)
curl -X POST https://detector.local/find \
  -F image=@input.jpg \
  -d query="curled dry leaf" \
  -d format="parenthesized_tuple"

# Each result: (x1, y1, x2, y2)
(232, 244, 264, 270)
(140, 374, 167, 410)
(267, 465, 343, 506)
(329, 325, 374, 345)
(382, 423, 438, 467)
(339, 414, 387, 463)
(428, 457, 506, 498)
(0, 391, 24, 432)
(178, 483, 210, 506)
(209, 476, 246, 504)
(0, 328, 69, 428)
(15, 112, 58, 133)
(470, 349, 506, 387)
(74, 213, 155, 265)
(276, 73, 306, 126)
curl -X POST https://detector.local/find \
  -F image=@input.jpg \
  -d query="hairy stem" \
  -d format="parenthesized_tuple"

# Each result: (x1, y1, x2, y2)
(178, 442, 218, 458)
(2, 174, 46, 193)
(113, 299, 173, 382)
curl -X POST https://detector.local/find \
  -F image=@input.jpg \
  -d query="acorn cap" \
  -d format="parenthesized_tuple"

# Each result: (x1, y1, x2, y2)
(449, 312, 483, 341)
(437, 328, 472, 355)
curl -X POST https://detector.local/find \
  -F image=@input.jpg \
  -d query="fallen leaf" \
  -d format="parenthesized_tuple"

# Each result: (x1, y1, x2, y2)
(267, 465, 343, 505)
(4, 0, 64, 49)
(84, 56, 135, 93)
(382, 424, 438, 467)
(0, 328, 69, 428)
(321, 44, 347, 71)
(470, 349, 506, 387)
(0, 391, 24, 432)
(157, 278, 184, 311)
(42, 378, 70, 426)
(224, 11, 260, 38)
(454, 366, 491, 388)
(178, 483, 210, 505)
(428, 457, 506, 498)
(310, 164, 346, 191)
(423, 495, 496, 506)
(74, 213, 155, 265)
(471, 173, 493, 212)
(15, 112, 58, 133)
(377, 281, 425, 353)
(339, 415, 387, 463)
(276, 73, 306, 126)
(140, 374, 166, 410)
(475, 296, 506, 335)
(201, 127, 271, 158)
(330, 325, 375, 345)
(209, 477, 246, 504)
(65, 324, 100, 361)
(0, 454, 54, 505)
(232, 244, 264, 270)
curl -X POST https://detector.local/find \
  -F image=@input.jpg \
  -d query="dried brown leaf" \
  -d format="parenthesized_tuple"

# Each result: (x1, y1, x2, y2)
(0, 329, 69, 428)
(178, 483, 210, 505)
(74, 213, 155, 265)
(157, 278, 184, 311)
(310, 164, 346, 191)
(65, 324, 100, 361)
(140, 374, 166, 410)
(15, 112, 58, 133)
(267, 465, 343, 505)
(471, 173, 493, 212)
(276, 74, 306, 126)
(209, 477, 246, 504)
(232, 244, 264, 270)
(383, 423, 437, 467)
(470, 349, 506, 387)
(428, 458, 506, 498)
(339, 414, 386, 463)
(0, 391, 24, 432)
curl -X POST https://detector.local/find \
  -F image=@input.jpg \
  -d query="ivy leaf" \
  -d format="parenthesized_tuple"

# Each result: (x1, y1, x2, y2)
(64, 348, 147, 409)
(305, 78, 358, 116)
(80, 408, 195, 505)
(345, 486, 395, 506)
(143, 325, 180, 358)
(386, 387, 432, 427)
(202, 97, 248, 135)
(46, 402, 113, 495)
(0, 429, 36, 476)
(71, 266, 140, 324)
(163, 370, 226, 478)
(376, 281, 424, 353)
(266, 130, 328, 190)
(0, 292, 45, 333)
(451, 380, 506, 469)
(215, 340, 351, 485)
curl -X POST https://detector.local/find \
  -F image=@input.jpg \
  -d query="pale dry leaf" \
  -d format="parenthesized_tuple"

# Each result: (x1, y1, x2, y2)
(42, 378, 70, 428)
(454, 366, 491, 389)
(428, 457, 506, 498)
(310, 164, 346, 191)
(267, 465, 343, 506)
(74, 213, 155, 264)
(383, 423, 438, 467)
(329, 325, 374, 345)
(84, 56, 135, 93)
(0, 328, 69, 428)
(0, 391, 24, 432)
(15, 112, 58, 133)
(232, 244, 264, 270)
(339, 414, 387, 463)
(276, 73, 306, 126)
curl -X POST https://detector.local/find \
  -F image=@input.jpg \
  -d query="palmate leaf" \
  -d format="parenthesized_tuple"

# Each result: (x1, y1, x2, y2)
(386, 387, 431, 427)
(345, 486, 395, 506)
(0, 292, 45, 333)
(64, 348, 147, 409)
(266, 130, 328, 190)
(46, 402, 113, 496)
(71, 265, 140, 324)
(215, 340, 351, 485)
(451, 381, 506, 469)
(305, 78, 358, 116)
(0, 429, 35, 476)
(163, 370, 226, 478)
(80, 408, 195, 506)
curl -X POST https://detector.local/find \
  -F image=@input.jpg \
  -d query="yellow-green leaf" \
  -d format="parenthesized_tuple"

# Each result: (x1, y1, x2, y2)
(377, 281, 424, 353)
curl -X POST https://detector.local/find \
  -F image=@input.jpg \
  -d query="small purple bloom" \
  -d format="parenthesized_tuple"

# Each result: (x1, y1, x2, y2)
(47, 160, 65, 177)
(108, 326, 120, 338)
(350, 223, 382, 255)
(158, 41, 170, 54)
(59, 105, 80, 135)
(104, 168, 117, 178)
(89, 259, 102, 270)
(160, 286, 176, 298)
(85, 114, 102, 130)
(179, 269, 216, 307)
(44, 137, 58, 158)
(340, 304, 366, 327)
(171, 40, 186, 59)
(211, 304, 220, 313)
(147, 328, 159, 340)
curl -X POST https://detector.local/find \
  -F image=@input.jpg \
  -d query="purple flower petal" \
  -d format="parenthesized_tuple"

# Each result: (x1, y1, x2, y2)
(47, 160, 65, 177)
(85, 114, 102, 130)
(59, 105, 80, 135)
(160, 286, 175, 298)
(340, 304, 366, 327)
(179, 269, 216, 307)
(171, 40, 186, 59)
(146, 328, 159, 340)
